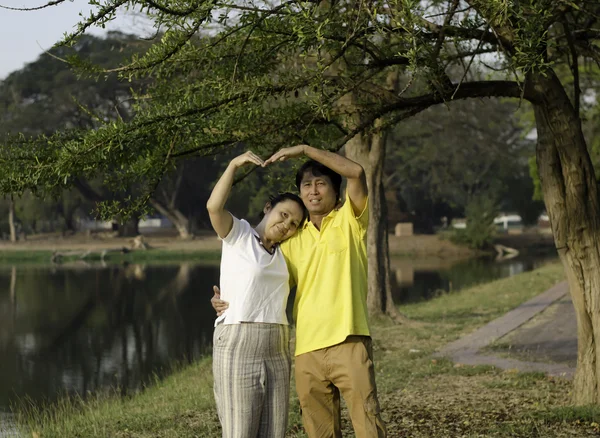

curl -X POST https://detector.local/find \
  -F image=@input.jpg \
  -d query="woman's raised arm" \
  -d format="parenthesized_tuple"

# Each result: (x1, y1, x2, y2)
(206, 151, 265, 238)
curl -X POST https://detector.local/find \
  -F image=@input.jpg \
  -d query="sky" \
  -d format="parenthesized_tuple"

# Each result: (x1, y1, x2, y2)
(0, 0, 150, 79)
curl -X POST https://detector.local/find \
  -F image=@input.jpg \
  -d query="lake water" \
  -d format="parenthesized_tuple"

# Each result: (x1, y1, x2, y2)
(0, 254, 555, 420)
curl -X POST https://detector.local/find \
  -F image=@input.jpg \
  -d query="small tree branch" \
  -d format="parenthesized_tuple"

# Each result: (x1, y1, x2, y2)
(145, 0, 199, 17)
(410, 17, 507, 49)
(563, 18, 581, 115)
(0, 0, 66, 11)
(431, 0, 460, 62)
(105, 20, 202, 74)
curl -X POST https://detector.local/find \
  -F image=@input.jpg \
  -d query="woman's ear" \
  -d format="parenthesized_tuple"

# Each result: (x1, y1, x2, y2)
(263, 202, 272, 215)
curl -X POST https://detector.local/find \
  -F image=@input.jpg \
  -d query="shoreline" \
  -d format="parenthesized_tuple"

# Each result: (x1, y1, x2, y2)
(0, 231, 555, 264)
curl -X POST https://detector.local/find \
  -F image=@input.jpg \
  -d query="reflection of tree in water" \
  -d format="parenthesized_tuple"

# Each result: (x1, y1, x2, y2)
(50, 264, 197, 396)
(0, 267, 17, 351)
(0, 263, 218, 409)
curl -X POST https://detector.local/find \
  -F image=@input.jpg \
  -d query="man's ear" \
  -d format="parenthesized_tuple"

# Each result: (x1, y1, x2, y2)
(263, 202, 272, 215)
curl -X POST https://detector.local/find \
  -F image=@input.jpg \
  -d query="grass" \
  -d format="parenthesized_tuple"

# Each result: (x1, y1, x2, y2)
(0, 249, 221, 265)
(15, 262, 598, 437)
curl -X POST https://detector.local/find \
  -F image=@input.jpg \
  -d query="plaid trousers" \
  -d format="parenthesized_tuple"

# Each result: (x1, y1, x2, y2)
(213, 323, 291, 438)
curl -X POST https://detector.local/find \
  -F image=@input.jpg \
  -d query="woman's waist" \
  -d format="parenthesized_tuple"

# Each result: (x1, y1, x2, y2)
(213, 322, 290, 353)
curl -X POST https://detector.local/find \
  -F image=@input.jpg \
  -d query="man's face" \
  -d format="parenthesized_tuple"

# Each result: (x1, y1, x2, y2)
(299, 171, 337, 216)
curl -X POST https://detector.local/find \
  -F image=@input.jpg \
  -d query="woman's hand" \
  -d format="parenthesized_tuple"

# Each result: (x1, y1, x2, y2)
(211, 285, 229, 317)
(231, 151, 265, 168)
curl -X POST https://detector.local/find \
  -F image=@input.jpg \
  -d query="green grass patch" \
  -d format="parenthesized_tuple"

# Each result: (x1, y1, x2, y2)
(534, 404, 600, 423)
(0, 250, 56, 263)
(482, 371, 549, 390)
(15, 358, 221, 438)
(0, 249, 221, 265)
(400, 263, 564, 330)
(16, 262, 592, 438)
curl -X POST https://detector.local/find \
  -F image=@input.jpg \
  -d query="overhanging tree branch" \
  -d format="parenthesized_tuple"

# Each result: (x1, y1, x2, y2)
(329, 80, 540, 151)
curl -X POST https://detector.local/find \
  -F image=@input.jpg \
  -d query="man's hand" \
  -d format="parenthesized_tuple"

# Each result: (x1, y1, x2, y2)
(211, 285, 229, 317)
(264, 145, 307, 165)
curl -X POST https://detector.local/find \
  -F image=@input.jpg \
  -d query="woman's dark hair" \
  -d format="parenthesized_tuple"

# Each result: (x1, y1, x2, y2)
(260, 192, 308, 225)
(295, 160, 342, 200)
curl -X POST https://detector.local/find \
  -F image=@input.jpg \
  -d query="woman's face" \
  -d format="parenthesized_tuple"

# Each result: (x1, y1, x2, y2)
(262, 199, 305, 243)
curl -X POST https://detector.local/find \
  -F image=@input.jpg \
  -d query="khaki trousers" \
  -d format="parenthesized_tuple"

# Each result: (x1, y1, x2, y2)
(295, 336, 387, 438)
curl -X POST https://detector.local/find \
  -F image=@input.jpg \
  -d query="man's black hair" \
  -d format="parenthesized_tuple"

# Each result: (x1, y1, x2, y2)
(295, 160, 342, 200)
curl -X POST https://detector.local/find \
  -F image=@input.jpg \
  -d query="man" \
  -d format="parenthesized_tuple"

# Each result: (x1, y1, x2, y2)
(213, 145, 386, 438)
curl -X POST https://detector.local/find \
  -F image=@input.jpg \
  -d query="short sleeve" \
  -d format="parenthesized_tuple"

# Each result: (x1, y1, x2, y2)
(222, 215, 251, 246)
(343, 192, 368, 231)
(355, 195, 368, 230)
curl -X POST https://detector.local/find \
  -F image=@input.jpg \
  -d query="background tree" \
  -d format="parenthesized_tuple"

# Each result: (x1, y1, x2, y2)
(387, 97, 542, 245)
(0, 32, 148, 235)
(0, 32, 235, 238)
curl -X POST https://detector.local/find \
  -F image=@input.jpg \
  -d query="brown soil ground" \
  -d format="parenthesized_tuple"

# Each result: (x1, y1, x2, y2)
(388, 234, 477, 258)
(0, 230, 222, 252)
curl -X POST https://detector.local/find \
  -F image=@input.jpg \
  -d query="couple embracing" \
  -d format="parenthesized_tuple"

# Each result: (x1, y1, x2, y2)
(207, 144, 386, 438)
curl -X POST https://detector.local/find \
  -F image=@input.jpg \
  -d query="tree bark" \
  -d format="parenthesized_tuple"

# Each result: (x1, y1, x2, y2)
(61, 198, 81, 234)
(117, 217, 139, 237)
(532, 69, 600, 405)
(149, 197, 192, 239)
(64, 215, 76, 234)
(8, 198, 16, 243)
(345, 129, 406, 321)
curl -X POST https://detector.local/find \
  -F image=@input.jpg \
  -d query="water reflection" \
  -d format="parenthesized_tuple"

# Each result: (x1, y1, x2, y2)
(391, 255, 555, 303)
(0, 264, 218, 412)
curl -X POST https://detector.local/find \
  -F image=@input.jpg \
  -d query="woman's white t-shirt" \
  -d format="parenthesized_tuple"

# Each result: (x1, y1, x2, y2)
(215, 215, 290, 326)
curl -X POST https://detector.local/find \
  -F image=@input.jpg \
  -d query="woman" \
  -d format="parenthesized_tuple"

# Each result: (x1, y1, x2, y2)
(206, 150, 307, 438)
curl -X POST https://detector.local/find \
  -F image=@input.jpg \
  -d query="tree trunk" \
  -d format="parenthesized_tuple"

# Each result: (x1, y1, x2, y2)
(8, 198, 16, 243)
(345, 130, 406, 321)
(117, 217, 139, 237)
(62, 201, 80, 234)
(532, 70, 600, 405)
(149, 198, 192, 239)
(338, 68, 406, 319)
(64, 214, 76, 234)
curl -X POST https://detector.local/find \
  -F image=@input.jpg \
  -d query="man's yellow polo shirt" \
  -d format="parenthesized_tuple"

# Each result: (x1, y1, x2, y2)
(280, 194, 370, 356)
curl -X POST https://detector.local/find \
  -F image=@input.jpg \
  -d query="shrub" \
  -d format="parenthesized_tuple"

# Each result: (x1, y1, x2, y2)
(450, 195, 499, 249)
